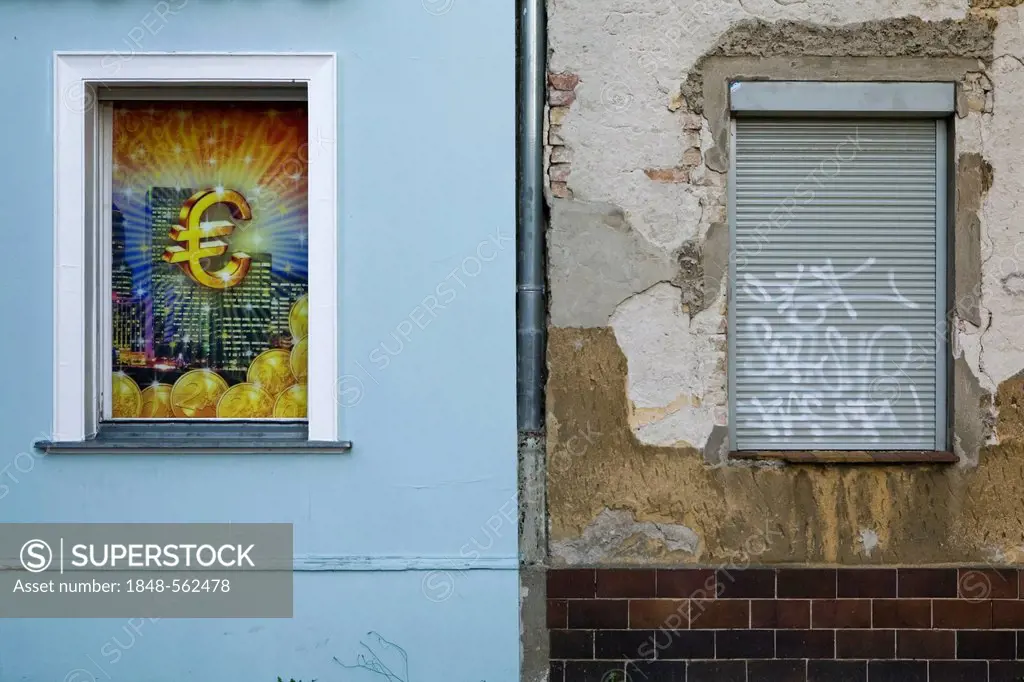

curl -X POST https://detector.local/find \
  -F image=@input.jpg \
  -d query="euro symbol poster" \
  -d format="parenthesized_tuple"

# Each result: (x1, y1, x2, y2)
(110, 102, 310, 420)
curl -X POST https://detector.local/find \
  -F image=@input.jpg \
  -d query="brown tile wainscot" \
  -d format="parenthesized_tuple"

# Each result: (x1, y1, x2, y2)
(548, 568, 1024, 682)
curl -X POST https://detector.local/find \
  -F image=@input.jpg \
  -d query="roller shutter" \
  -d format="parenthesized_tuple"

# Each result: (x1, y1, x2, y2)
(730, 119, 946, 451)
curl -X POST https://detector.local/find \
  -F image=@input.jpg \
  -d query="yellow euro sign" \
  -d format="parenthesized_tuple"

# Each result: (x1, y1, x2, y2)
(162, 188, 252, 289)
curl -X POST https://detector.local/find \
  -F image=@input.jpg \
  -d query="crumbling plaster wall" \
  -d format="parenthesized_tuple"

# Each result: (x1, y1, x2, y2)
(546, 0, 1024, 564)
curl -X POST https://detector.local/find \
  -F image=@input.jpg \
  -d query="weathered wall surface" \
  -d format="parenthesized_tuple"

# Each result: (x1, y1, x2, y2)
(546, 0, 1024, 565)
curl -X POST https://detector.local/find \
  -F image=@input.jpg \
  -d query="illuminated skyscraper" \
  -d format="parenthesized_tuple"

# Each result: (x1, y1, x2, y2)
(145, 186, 194, 360)
(111, 203, 146, 358)
(215, 252, 272, 370)
(271, 275, 307, 339)
(166, 282, 217, 364)
(111, 204, 133, 300)
(112, 299, 146, 359)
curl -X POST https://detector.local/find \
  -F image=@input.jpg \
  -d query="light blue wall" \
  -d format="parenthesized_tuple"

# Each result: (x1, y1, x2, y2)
(0, 1, 518, 680)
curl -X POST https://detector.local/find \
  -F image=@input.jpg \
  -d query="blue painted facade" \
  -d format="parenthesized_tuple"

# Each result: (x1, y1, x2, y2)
(0, 1, 518, 680)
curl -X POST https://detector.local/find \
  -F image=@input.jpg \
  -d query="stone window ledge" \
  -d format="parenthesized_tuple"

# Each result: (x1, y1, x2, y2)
(729, 450, 957, 464)
(35, 422, 352, 455)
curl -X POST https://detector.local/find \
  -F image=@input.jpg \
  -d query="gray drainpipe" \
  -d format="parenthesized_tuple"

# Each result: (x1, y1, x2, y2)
(516, 2, 550, 678)
(517, 0, 546, 434)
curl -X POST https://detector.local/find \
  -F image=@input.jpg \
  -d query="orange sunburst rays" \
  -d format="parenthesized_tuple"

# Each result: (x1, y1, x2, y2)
(113, 101, 309, 279)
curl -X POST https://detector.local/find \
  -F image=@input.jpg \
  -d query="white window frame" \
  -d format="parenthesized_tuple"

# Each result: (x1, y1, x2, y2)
(53, 53, 339, 442)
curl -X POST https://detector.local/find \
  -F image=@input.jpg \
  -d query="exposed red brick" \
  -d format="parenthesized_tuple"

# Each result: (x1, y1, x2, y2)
(549, 106, 570, 125)
(644, 167, 689, 183)
(680, 113, 703, 130)
(549, 163, 571, 183)
(681, 147, 702, 167)
(550, 182, 572, 199)
(549, 89, 576, 107)
(550, 146, 572, 164)
(548, 72, 580, 91)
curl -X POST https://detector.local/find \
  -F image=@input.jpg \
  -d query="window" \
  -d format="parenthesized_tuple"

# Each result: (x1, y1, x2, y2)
(48, 53, 344, 451)
(727, 82, 951, 454)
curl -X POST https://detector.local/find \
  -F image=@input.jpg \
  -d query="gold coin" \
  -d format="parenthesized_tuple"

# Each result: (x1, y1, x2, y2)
(290, 336, 308, 383)
(247, 348, 295, 397)
(217, 383, 275, 419)
(111, 372, 142, 418)
(140, 383, 173, 418)
(288, 294, 308, 340)
(170, 369, 229, 418)
(273, 384, 307, 418)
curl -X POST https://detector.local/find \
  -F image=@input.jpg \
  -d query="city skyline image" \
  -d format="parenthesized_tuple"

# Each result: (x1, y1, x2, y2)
(110, 101, 310, 420)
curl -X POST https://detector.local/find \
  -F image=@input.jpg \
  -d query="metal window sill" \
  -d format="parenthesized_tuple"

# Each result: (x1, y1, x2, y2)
(35, 422, 352, 455)
(729, 450, 957, 464)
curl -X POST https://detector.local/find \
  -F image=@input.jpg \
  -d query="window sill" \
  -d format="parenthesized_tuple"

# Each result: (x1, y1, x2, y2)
(729, 450, 957, 464)
(35, 422, 352, 455)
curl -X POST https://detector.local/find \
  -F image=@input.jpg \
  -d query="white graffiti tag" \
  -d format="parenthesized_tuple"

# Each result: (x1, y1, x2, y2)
(740, 258, 931, 443)
(741, 258, 919, 326)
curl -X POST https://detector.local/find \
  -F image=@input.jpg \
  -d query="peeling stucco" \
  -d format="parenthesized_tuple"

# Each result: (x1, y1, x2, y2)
(973, 0, 1024, 9)
(551, 508, 700, 564)
(548, 200, 677, 328)
(544, 1, 1024, 565)
(681, 16, 995, 116)
(673, 221, 730, 316)
(858, 528, 880, 557)
(956, 152, 992, 327)
(548, 328, 1024, 565)
(609, 282, 725, 449)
